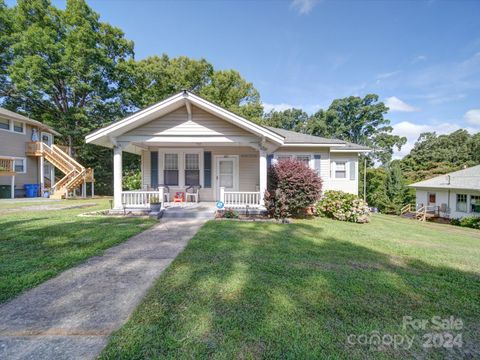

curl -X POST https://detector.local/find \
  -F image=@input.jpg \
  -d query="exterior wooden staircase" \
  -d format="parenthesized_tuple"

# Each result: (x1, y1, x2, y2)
(26, 142, 94, 199)
(400, 204, 437, 222)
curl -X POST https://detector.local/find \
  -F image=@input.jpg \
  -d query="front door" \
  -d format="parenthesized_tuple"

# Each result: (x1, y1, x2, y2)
(41, 132, 53, 147)
(216, 156, 238, 200)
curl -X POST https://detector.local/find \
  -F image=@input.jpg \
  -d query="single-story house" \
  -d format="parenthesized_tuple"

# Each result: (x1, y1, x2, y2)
(0, 107, 93, 199)
(409, 165, 480, 219)
(85, 91, 370, 211)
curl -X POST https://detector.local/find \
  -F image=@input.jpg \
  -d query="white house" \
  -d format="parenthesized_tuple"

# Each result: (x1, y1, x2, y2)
(409, 165, 480, 219)
(86, 91, 369, 211)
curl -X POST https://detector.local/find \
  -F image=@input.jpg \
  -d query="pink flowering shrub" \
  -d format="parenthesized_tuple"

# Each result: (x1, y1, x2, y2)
(317, 190, 370, 223)
(264, 158, 322, 219)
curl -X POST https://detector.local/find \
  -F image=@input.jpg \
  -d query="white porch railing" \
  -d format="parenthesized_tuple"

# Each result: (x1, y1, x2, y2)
(121, 188, 164, 209)
(221, 187, 262, 208)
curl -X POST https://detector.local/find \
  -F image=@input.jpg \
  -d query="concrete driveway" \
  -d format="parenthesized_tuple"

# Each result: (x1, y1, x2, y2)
(0, 217, 208, 360)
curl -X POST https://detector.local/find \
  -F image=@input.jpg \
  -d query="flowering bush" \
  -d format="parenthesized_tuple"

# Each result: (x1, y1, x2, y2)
(264, 158, 322, 219)
(317, 190, 370, 223)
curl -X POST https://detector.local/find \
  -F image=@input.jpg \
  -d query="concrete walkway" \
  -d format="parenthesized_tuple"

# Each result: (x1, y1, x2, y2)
(0, 217, 208, 360)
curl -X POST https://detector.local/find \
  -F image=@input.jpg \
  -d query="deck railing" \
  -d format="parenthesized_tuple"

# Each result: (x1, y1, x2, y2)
(0, 156, 15, 176)
(221, 188, 262, 208)
(121, 188, 164, 209)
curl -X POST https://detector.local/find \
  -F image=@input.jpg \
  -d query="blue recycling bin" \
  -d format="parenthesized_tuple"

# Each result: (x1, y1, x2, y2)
(24, 184, 39, 198)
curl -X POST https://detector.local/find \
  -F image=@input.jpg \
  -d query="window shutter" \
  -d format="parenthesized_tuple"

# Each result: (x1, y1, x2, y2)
(204, 151, 212, 188)
(313, 154, 321, 175)
(267, 154, 274, 167)
(349, 161, 356, 180)
(150, 152, 158, 188)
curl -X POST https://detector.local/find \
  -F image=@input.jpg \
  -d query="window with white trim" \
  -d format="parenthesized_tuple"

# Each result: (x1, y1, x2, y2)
(164, 154, 178, 186)
(0, 118, 9, 130)
(13, 121, 24, 133)
(0, 118, 25, 133)
(471, 195, 480, 213)
(335, 161, 347, 178)
(185, 153, 200, 186)
(456, 194, 467, 212)
(14, 158, 26, 173)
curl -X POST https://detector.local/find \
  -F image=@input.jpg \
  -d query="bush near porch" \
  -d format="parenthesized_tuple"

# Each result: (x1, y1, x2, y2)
(100, 215, 480, 359)
(317, 190, 371, 223)
(264, 158, 322, 219)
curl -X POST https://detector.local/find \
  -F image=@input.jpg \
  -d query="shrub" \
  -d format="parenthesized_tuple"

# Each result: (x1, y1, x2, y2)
(450, 216, 480, 230)
(123, 170, 141, 190)
(317, 190, 370, 223)
(264, 159, 322, 219)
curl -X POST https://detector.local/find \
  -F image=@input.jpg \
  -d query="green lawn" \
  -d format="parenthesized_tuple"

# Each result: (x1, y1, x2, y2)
(0, 198, 157, 303)
(100, 215, 480, 359)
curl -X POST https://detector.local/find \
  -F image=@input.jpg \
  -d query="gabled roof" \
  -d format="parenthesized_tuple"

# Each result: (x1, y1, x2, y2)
(85, 90, 369, 152)
(409, 165, 480, 191)
(0, 107, 61, 136)
(86, 91, 284, 146)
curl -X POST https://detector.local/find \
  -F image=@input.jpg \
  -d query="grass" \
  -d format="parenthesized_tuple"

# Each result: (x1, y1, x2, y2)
(100, 214, 480, 359)
(0, 198, 157, 303)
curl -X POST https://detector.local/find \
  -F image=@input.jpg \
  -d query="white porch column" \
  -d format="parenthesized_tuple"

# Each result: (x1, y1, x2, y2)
(39, 156, 44, 196)
(11, 175, 15, 199)
(113, 145, 123, 209)
(259, 150, 267, 206)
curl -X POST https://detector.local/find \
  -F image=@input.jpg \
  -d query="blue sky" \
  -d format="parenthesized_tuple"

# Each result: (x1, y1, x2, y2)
(7, 0, 480, 157)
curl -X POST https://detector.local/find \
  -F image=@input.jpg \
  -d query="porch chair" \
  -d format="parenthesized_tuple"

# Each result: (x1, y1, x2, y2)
(173, 191, 185, 205)
(186, 185, 201, 203)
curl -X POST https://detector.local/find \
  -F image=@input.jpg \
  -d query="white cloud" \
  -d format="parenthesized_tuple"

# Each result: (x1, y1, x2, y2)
(464, 109, 480, 125)
(385, 96, 419, 112)
(411, 55, 427, 64)
(391, 121, 479, 159)
(291, 0, 320, 15)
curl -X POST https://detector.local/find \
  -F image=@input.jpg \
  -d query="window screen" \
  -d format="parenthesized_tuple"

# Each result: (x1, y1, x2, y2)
(185, 153, 200, 186)
(335, 162, 346, 178)
(0, 118, 9, 130)
(13, 121, 24, 133)
(456, 194, 467, 212)
(14, 159, 25, 173)
(471, 195, 480, 213)
(164, 154, 178, 186)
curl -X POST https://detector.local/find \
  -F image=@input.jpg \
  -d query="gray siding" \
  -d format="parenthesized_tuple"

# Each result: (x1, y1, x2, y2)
(125, 106, 251, 137)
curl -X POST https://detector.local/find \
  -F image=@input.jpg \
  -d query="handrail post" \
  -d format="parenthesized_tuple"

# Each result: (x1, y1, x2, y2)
(220, 187, 225, 203)
(158, 186, 164, 209)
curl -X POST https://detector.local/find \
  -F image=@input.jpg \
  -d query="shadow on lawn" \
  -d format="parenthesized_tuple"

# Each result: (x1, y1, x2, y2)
(0, 215, 150, 303)
(101, 221, 480, 360)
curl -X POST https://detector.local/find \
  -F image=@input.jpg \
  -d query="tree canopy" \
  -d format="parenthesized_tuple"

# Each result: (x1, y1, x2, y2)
(303, 95, 406, 164)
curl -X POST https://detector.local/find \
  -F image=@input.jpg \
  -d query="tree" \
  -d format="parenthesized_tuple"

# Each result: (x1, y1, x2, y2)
(119, 58, 263, 121)
(117, 55, 214, 110)
(304, 94, 406, 164)
(2, 0, 134, 146)
(199, 70, 263, 122)
(1, 0, 134, 193)
(262, 108, 309, 131)
(0, 1, 14, 98)
(401, 129, 480, 182)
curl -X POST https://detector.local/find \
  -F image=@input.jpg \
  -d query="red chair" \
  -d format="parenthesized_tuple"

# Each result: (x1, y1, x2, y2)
(173, 191, 185, 205)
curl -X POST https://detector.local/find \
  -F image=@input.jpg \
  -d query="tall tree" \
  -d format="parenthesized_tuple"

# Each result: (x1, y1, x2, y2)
(2, 0, 134, 149)
(304, 94, 406, 164)
(199, 70, 263, 122)
(119, 58, 264, 121)
(262, 108, 309, 130)
(118, 55, 214, 110)
(401, 129, 480, 182)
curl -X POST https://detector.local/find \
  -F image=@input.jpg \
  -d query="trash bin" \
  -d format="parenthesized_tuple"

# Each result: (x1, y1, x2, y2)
(24, 184, 39, 198)
(0, 185, 11, 198)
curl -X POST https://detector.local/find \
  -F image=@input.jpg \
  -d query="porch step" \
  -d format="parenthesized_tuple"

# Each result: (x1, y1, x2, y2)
(161, 208, 215, 219)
